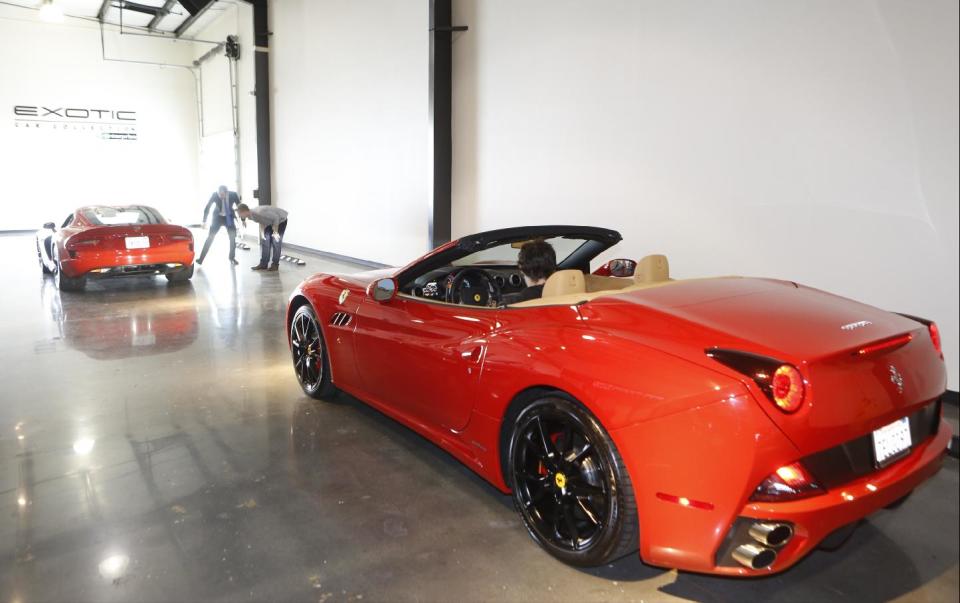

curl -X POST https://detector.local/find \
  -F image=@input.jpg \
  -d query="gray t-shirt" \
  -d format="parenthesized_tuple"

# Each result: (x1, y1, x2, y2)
(246, 206, 288, 230)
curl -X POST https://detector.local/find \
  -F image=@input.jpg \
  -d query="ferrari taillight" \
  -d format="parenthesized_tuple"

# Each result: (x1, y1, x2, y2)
(750, 462, 823, 502)
(706, 348, 808, 414)
(771, 365, 804, 413)
(928, 322, 942, 357)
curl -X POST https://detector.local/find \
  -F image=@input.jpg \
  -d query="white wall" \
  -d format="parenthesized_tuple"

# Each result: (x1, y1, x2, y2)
(270, 0, 429, 266)
(452, 0, 959, 388)
(193, 1, 258, 209)
(0, 6, 203, 229)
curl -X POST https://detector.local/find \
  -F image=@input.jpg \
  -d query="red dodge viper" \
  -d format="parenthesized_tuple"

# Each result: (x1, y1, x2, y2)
(286, 225, 950, 576)
(36, 205, 194, 291)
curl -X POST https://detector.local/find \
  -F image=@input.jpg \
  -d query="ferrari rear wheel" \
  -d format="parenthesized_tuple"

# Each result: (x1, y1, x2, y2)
(508, 396, 638, 566)
(290, 304, 337, 399)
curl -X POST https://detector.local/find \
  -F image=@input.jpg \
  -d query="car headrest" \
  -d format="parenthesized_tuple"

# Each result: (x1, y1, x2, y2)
(542, 269, 586, 297)
(635, 254, 670, 283)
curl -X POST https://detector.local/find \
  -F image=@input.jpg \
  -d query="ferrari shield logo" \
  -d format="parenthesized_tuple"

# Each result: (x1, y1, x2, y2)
(339, 289, 350, 305)
(888, 365, 904, 394)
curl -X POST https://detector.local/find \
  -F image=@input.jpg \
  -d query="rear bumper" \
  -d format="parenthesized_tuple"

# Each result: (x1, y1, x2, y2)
(714, 420, 950, 576)
(613, 394, 951, 576)
(60, 249, 194, 278)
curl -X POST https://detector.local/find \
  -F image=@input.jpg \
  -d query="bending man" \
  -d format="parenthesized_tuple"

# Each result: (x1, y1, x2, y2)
(238, 203, 289, 271)
(197, 185, 241, 265)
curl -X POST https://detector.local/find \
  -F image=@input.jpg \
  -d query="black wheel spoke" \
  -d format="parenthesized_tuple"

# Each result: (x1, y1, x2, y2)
(566, 478, 604, 497)
(576, 497, 602, 527)
(533, 416, 560, 467)
(563, 504, 581, 549)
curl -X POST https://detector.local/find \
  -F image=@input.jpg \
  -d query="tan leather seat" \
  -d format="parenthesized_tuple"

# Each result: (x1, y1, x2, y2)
(542, 269, 586, 297)
(635, 254, 670, 283)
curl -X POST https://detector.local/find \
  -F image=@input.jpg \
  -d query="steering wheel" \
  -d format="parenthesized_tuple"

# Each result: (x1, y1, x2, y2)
(446, 268, 501, 306)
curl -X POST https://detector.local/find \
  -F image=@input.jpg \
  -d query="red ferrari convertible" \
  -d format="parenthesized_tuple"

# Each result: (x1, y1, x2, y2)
(285, 225, 950, 576)
(36, 205, 195, 291)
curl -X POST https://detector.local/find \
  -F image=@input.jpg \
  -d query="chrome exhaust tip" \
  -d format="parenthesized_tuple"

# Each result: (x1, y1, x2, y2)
(732, 543, 777, 570)
(748, 522, 794, 547)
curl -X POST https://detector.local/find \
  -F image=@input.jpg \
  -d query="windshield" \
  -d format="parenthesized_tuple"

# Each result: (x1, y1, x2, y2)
(452, 236, 589, 267)
(82, 206, 165, 226)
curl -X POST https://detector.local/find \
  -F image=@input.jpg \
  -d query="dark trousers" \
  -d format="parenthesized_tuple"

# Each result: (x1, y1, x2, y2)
(198, 215, 236, 263)
(260, 220, 287, 267)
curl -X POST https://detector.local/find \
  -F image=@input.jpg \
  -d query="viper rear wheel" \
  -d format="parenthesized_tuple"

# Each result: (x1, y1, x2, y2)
(53, 248, 85, 292)
(290, 304, 337, 399)
(507, 395, 638, 566)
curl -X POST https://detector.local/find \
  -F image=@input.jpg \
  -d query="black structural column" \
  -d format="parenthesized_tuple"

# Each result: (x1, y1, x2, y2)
(251, 0, 272, 206)
(429, 1, 466, 248)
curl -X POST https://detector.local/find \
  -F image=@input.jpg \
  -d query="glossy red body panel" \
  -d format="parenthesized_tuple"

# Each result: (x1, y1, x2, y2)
(42, 207, 194, 278)
(287, 253, 950, 576)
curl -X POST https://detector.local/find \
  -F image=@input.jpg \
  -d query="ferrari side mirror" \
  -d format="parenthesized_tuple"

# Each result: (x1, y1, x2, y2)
(370, 278, 398, 303)
(43, 222, 56, 230)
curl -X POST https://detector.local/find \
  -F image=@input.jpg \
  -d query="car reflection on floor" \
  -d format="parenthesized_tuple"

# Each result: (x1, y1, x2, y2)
(39, 277, 200, 360)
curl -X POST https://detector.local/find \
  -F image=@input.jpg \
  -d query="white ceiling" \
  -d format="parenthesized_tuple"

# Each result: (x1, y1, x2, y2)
(3, 0, 228, 36)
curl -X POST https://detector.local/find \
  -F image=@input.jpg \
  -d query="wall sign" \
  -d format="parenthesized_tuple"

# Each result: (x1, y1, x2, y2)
(12, 104, 138, 141)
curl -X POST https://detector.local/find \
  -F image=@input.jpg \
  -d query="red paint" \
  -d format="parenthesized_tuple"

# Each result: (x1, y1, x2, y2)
(39, 206, 194, 278)
(287, 234, 950, 576)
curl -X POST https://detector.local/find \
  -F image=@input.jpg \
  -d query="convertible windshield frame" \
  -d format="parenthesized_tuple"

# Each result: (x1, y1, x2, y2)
(396, 225, 621, 288)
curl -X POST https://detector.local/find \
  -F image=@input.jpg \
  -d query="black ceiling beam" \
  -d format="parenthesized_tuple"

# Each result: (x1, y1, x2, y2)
(97, 0, 112, 21)
(117, 1, 163, 16)
(174, 0, 216, 37)
(146, 0, 178, 30)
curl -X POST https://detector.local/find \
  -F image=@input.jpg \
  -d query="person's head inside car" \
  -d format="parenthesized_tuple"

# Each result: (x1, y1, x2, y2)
(518, 239, 556, 290)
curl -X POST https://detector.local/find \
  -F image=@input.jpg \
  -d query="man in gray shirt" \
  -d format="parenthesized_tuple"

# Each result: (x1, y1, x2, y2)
(237, 203, 289, 271)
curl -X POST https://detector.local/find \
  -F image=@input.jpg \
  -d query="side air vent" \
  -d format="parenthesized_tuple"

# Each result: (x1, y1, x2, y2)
(330, 312, 352, 328)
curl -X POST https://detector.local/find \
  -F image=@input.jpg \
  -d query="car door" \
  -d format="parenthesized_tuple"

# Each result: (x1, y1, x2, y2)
(353, 294, 498, 432)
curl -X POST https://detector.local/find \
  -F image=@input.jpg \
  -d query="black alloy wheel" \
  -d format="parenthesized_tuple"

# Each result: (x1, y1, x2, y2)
(508, 396, 638, 566)
(290, 304, 336, 399)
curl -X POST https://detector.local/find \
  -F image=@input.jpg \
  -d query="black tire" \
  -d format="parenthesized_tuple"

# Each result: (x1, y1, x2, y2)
(290, 304, 337, 399)
(53, 248, 85, 292)
(166, 263, 194, 283)
(37, 240, 52, 275)
(507, 395, 638, 566)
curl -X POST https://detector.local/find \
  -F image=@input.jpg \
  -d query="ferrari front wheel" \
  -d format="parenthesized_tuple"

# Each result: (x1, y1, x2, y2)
(290, 304, 337, 400)
(508, 396, 638, 566)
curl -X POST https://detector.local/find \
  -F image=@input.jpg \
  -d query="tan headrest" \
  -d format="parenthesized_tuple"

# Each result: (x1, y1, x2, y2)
(542, 269, 586, 297)
(635, 254, 670, 283)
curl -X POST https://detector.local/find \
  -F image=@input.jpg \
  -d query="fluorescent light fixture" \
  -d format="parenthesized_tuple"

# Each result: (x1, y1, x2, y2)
(38, 0, 64, 23)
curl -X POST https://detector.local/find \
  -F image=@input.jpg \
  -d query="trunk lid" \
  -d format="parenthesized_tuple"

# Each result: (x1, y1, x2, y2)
(592, 277, 946, 454)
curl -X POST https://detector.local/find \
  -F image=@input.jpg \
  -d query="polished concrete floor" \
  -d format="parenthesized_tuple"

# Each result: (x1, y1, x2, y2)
(1, 231, 957, 603)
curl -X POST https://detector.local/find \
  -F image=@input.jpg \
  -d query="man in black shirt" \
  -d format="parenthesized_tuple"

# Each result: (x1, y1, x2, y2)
(503, 239, 557, 304)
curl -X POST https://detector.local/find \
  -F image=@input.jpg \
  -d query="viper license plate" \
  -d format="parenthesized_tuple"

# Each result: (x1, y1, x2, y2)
(125, 236, 150, 249)
(872, 416, 912, 467)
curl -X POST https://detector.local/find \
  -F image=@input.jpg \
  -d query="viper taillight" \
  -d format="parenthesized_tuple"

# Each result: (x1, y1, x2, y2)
(706, 348, 808, 414)
(750, 462, 823, 502)
(66, 238, 100, 250)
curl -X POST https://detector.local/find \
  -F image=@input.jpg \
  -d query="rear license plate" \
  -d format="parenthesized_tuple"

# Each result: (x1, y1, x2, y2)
(872, 416, 912, 467)
(125, 236, 150, 249)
